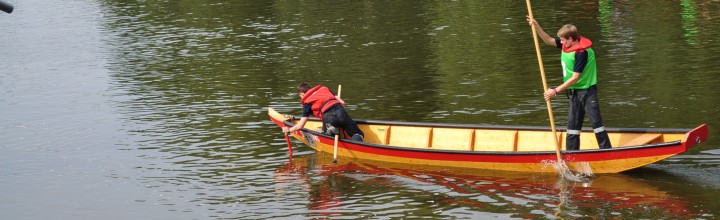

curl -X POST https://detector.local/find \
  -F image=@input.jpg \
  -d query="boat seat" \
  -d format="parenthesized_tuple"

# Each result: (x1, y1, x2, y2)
(431, 128, 474, 151)
(388, 126, 432, 149)
(623, 133, 662, 146)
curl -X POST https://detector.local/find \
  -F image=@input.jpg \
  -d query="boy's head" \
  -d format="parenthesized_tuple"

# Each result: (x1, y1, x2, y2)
(557, 24, 580, 48)
(557, 24, 579, 40)
(297, 82, 311, 98)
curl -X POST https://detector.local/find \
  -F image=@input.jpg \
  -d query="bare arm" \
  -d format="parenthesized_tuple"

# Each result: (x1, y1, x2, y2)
(544, 72, 580, 100)
(526, 16, 557, 47)
(283, 116, 309, 133)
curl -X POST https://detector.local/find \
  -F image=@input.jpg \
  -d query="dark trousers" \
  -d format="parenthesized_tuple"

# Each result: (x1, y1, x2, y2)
(321, 104, 364, 138)
(566, 85, 612, 150)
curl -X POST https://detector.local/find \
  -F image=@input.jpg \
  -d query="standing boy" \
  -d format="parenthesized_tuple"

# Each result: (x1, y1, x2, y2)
(527, 17, 612, 150)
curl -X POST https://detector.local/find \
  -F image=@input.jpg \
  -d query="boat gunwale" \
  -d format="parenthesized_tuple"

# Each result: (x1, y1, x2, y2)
(353, 118, 692, 134)
(287, 115, 693, 134)
(281, 120, 685, 156)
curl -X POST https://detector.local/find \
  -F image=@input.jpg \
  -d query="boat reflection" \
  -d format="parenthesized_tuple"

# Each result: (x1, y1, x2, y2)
(275, 152, 694, 218)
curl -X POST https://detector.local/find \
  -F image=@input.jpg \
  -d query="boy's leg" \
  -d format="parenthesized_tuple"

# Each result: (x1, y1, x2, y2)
(584, 86, 612, 149)
(566, 90, 585, 151)
(336, 108, 364, 141)
(322, 112, 340, 136)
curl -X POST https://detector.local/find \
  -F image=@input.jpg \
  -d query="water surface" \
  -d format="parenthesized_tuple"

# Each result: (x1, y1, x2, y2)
(1, 0, 719, 219)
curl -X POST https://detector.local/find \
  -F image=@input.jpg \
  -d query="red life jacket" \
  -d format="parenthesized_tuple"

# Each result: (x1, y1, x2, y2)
(301, 85, 340, 119)
(562, 36, 592, 53)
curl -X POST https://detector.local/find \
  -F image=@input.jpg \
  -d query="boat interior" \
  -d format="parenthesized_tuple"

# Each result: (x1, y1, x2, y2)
(295, 119, 686, 152)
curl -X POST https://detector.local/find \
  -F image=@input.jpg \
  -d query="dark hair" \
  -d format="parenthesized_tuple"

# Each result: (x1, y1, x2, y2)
(297, 82, 311, 93)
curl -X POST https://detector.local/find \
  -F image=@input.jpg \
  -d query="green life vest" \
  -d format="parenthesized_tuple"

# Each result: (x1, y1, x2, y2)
(560, 38, 597, 90)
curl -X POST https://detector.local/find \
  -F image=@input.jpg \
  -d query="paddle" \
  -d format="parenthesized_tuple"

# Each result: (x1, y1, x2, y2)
(525, 0, 562, 163)
(282, 113, 294, 156)
(333, 85, 342, 163)
(284, 131, 293, 156)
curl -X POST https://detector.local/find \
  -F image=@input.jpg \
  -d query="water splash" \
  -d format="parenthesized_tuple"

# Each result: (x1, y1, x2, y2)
(551, 161, 594, 183)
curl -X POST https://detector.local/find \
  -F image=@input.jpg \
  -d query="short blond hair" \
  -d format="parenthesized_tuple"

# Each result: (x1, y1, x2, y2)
(557, 24, 579, 40)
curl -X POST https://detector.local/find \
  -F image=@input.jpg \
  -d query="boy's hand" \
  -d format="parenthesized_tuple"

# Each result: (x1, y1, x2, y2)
(544, 88, 558, 101)
(526, 15, 538, 26)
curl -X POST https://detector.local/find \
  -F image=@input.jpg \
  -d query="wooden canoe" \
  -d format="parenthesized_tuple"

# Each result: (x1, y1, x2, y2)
(268, 107, 708, 173)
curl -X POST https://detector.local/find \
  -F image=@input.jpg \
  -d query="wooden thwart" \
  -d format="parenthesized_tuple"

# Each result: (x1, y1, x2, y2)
(623, 133, 662, 146)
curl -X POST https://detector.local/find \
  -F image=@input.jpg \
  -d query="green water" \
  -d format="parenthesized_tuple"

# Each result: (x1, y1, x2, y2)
(1, 0, 719, 219)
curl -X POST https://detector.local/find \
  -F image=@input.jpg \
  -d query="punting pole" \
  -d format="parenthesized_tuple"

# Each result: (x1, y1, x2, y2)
(525, 0, 563, 162)
(333, 85, 341, 163)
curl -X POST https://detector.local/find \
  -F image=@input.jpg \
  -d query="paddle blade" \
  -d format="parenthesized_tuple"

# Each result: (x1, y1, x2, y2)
(551, 161, 593, 182)
(284, 133, 293, 156)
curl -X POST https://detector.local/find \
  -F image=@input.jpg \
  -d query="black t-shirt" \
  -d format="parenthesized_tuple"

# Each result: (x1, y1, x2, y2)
(302, 104, 312, 117)
(555, 38, 588, 73)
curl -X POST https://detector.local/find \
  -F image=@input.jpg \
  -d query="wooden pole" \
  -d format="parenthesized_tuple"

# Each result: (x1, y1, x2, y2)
(526, 0, 562, 162)
(333, 85, 342, 163)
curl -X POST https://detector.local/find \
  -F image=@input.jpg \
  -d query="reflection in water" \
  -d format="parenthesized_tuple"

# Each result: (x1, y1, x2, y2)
(679, 0, 699, 46)
(275, 153, 697, 219)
